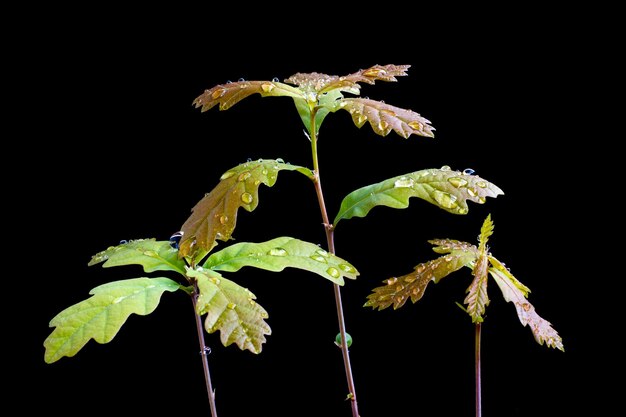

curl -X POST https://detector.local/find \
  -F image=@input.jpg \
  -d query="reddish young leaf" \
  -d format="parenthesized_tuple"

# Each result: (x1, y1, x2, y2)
(334, 98, 435, 138)
(193, 80, 304, 111)
(178, 159, 313, 260)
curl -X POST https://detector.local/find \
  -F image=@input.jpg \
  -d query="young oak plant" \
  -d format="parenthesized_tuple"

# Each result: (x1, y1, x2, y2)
(365, 214, 564, 416)
(44, 64, 503, 417)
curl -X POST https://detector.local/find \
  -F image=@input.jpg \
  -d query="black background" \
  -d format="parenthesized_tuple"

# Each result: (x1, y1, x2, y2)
(14, 11, 610, 417)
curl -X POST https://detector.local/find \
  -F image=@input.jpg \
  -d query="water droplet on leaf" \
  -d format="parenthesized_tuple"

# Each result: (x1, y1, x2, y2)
(268, 247, 288, 256)
(394, 176, 415, 188)
(387, 277, 398, 285)
(433, 190, 459, 209)
(221, 171, 235, 180)
(238, 172, 251, 182)
(261, 82, 275, 93)
(440, 165, 451, 171)
(463, 168, 475, 175)
(339, 264, 356, 273)
(326, 267, 341, 278)
(211, 89, 226, 99)
(241, 192, 253, 204)
(448, 177, 468, 188)
(227, 302, 237, 309)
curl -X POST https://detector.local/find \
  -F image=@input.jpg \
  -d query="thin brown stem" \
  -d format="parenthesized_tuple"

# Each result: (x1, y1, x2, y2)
(475, 322, 482, 417)
(309, 110, 360, 417)
(191, 281, 219, 417)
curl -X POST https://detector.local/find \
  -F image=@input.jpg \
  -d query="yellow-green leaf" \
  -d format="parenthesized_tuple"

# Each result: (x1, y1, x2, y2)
(178, 159, 313, 259)
(187, 268, 270, 354)
(335, 167, 504, 225)
(203, 236, 359, 285)
(44, 278, 180, 363)
(88, 239, 186, 275)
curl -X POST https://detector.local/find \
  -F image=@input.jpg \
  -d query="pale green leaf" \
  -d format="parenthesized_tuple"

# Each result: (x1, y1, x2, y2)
(365, 251, 476, 310)
(187, 268, 270, 354)
(333, 98, 435, 138)
(488, 255, 531, 297)
(292, 90, 343, 136)
(179, 159, 314, 259)
(44, 278, 180, 363)
(490, 267, 564, 351)
(193, 80, 304, 111)
(88, 239, 186, 275)
(203, 237, 359, 285)
(335, 167, 504, 225)
(478, 214, 494, 253)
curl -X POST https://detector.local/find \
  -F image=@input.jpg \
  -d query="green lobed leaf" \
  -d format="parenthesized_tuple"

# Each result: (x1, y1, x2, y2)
(89, 239, 186, 275)
(178, 159, 314, 260)
(202, 236, 359, 285)
(187, 268, 271, 354)
(365, 251, 477, 310)
(478, 214, 494, 253)
(335, 167, 504, 225)
(44, 278, 180, 363)
(332, 98, 435, 138)
(490, 267, 564, 351)
(193, 80, 304, 112)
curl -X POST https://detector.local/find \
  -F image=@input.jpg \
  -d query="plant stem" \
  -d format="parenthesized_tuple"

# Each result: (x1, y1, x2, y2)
(192, 282, 219, 417)
(475, 322, 482, 417)
(309, 112, 360, 417)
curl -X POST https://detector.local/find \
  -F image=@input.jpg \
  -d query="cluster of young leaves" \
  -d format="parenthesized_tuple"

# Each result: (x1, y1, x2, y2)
(365, 215, 564, 351)
(44, 64, 507, 369)
(44, 234, 359, 363)
(193, 64, 435, 139)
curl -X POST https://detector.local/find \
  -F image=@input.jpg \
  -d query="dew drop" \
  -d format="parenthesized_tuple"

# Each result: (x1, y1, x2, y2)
(458, 207, 469, 214)
(408, 121, 422, 130)
(226, 302, 236, 310)
(315, 249, 329, 257)
(310, 254, 328, 263)
(261, 168, 269, 175)
(261, 82, 275, 93)
(241, 192, 253, 204)
(268, 247, 288, 257)
(143, 250, 158, 257)
(339, 263, 356, 273)
(467, 188, 478, 197)
(380, 109, 396, 116)
(238, 77, 245, 82)
(394, 176, 415, 188)
(448, 177, 468, 188)
(254, 180, 261, 185)
(219, 215, 228, 225)
(363, 68, 386, 77)
(275, 158, 285, 163)
(463, 168, 475, 175)
(433, 190, 459, 209)
(221, 171, 236, 180)
(261, 311, 269, 319)
(211, 88, 226, 99)
(248, 298, 256, 305)
(387, 277, 398, 285)
(416, 265, 425, 273)
(119, 239, 128, 244)
(440, 165, 452, 171)
(478, 196, 487, 204)
(210, 277, 221, 285)
(357, 114, 367, 125)
(272, 77, 280, 82)
(378, 120, 389, 131)
(113, 296, 125, 304)
(326, 267, 341, 278)
(404, 275, 417, 283)
(476, 181, 487, 188)
(238, 171, 251, 182)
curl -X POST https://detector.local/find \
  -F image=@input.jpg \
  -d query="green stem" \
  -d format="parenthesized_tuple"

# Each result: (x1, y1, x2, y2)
(475, 322, 482, 417)
(309, 110, 360, 417)
(192, 281, 219, 417)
